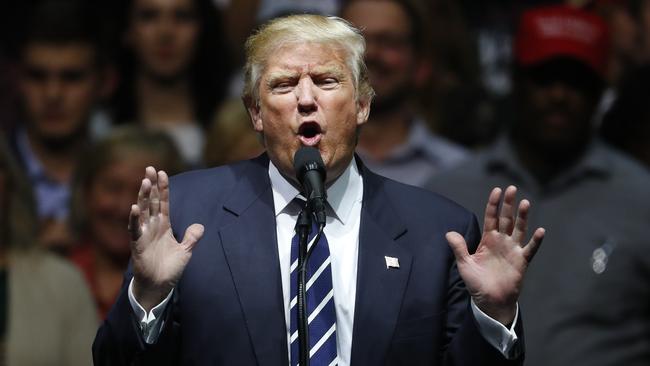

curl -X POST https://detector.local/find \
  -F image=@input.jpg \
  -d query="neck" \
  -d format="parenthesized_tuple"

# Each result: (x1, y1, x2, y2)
(509, 134, 589, 185)
(358, 106, 412, 160)
(136, 72, 195, 126)
(26, 129, 84, 184)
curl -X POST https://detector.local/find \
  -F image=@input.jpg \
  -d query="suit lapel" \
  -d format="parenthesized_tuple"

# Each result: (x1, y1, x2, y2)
(219, 156, 289, 366)
(351, 165, 413, 365)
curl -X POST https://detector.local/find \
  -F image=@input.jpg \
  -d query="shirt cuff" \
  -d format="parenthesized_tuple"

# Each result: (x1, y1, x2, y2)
(127, 278, 174, 344)
(470, 298, 521, 359)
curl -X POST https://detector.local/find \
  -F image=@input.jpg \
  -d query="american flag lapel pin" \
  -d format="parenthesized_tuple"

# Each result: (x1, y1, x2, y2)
(385, 256, 400, 269)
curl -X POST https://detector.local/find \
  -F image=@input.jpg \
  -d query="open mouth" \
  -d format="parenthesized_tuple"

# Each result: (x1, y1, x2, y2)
(298, 122, 322, 146)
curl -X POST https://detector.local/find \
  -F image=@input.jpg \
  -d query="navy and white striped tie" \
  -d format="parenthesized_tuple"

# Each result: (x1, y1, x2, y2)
(289, 210, 338, 366)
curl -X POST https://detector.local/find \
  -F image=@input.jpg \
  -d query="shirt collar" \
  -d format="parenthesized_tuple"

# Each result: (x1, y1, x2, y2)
(269, 157, 363, 225)
(16, 127, 48, 182)
(485, 135, 612, 186)
(356, 118, 426, 162)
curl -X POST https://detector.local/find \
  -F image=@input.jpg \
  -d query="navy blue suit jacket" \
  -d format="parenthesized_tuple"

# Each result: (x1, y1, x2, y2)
(93, 155, 523, 365)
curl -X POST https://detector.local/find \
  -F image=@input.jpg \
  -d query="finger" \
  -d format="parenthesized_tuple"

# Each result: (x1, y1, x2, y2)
(512, 199, 530, 243)
(498, 185, 517, 235)
(522, 227, 545, 262)
(137, 178, 152, 223)
(159, 170, 170, 218)
(181, 224, 205, 251)
(145, 166, 157, 182)
(146, 167, 160, 217)
(445, 231, 471, 264)
(483, 187, 502, 232)
(128, 204, 142, 242)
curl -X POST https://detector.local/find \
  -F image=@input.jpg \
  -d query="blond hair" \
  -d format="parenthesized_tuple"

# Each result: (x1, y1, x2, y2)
(243, 14, 374, 105)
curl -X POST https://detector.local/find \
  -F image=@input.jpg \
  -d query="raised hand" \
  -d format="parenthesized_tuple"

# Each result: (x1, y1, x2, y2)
(128, 166, 204, 311)
(445, 186, 545, 325)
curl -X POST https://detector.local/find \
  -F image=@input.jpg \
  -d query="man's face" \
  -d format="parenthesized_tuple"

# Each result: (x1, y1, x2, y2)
(19, 43, 99, 143)
(342, 0, 419, 108)
(515, 60, 601, 152)
(126, 0, 200, 80)
(248, 42, 370, 183)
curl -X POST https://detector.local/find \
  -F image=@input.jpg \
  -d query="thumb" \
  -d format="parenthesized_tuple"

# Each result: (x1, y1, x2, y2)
(446, 231, 470, 263)
(181, 223, 204, 251)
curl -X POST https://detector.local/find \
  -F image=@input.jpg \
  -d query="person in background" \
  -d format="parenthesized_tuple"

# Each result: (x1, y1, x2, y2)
(68, 126, 184, 320)
(428, 5, 650, 366)
(8, 0, 111, 253)
(600, 63, 650, 168)
(341, 0, 469, 187)
(111, 0, 231, 166)
(203, 99, 265, 167)
(0, 137, 97, 366)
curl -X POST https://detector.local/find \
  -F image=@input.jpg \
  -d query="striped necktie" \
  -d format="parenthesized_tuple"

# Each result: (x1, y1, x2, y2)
(289, 205, 338, 366)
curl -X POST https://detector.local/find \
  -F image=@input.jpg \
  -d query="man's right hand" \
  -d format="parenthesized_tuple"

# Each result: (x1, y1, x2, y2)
(128, 166, 204, 312)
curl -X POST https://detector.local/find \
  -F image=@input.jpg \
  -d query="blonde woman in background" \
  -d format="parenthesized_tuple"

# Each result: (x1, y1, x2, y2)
(0, 138, 97, 366)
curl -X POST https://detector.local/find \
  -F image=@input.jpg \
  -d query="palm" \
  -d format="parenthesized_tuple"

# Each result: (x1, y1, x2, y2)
(446, 186, 544, 325)
(128, 167, 204, 309)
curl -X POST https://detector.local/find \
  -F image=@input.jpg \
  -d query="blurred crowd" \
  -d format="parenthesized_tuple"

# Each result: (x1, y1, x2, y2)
(0, 0, 649, 365)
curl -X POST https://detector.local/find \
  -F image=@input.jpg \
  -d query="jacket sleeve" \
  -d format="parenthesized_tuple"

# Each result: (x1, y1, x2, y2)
(92, 268, 181, 366)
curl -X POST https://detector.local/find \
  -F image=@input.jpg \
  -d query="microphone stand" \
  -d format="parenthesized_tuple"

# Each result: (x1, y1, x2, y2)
(296, 206, 312, 366)
(296, 198, 328, 366)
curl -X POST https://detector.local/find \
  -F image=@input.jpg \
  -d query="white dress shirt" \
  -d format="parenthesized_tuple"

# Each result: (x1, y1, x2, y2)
(128, 158, 520, 363)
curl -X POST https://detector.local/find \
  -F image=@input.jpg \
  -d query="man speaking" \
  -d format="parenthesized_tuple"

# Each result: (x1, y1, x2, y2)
(93, 15, 544, 365)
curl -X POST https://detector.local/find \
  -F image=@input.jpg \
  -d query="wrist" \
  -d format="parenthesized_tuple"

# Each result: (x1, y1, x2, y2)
(474, 298, 517, 326)
(133, 277, 172, 312)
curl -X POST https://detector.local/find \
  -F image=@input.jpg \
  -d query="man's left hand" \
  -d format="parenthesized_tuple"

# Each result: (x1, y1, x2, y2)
(446, 185, 545, 326)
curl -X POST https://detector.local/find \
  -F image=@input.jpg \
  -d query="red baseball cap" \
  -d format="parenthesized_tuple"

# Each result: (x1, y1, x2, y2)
(514, 5, 609, 77)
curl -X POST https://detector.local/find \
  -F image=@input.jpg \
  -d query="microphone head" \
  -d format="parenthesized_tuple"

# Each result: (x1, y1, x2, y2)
(293, 146, 326, 185)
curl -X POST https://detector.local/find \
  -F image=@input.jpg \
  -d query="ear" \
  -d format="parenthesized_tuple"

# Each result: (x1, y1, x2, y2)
(356, 96, 371, 126)
(243, 95, 264, 132)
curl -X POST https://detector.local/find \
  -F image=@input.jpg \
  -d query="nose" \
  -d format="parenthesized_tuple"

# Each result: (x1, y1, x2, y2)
(45, 77, 63, 101)
(296, 77, 317, 114)
(546, 81, 572, 101)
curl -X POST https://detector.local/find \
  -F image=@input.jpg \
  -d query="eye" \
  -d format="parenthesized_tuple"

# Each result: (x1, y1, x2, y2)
(270, 78, 296, 93)
(318, 77, 339, 89)
(272, 82, 292, 93)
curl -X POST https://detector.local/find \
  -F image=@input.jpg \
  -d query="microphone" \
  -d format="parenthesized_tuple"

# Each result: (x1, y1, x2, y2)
(293, 146, 327, 227)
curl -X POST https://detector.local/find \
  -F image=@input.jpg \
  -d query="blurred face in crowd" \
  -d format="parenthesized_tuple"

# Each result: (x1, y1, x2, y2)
(126, 0, 200, 80)
(85, 151, 160, 259)
(342, 0, 422, 110)
(515, 59, 602, 154)
(19, 43, 99, 145)
(248, 42, 370, 184)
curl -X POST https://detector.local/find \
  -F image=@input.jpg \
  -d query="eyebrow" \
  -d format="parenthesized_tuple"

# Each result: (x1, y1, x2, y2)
(265, 64, 349, 86)
(311, 65, 347, 79)
(265, 70, 299, 87)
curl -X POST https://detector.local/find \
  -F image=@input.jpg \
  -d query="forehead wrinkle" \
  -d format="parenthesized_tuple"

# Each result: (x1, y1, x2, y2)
(266, 61, 349, 80)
